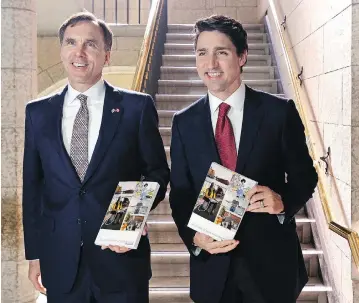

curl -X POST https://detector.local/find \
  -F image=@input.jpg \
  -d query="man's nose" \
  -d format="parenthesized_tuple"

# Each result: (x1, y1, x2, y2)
(207, 55, 218, 69)
(75, 44, 85, 56)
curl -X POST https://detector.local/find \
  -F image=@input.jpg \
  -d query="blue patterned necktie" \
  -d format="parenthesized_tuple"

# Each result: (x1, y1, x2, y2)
(70, 94, 89, 181)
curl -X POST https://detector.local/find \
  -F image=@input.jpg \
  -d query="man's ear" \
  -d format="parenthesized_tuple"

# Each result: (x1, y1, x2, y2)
(105, 51, 111, 65)
(239, 50, 248, 67)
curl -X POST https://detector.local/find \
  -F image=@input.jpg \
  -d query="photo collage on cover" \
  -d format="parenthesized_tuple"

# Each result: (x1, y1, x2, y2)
(100, 182, 157, 232)
(193, 164, 252, 231)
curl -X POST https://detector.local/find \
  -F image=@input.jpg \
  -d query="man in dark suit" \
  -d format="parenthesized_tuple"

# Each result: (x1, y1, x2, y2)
(22, 12, 169, 303)
(169, 15, 318, 303)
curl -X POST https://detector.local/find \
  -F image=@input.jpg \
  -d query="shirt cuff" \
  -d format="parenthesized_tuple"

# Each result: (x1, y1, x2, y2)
(277, 213, 285, 224)
(192, 246, 202, 256)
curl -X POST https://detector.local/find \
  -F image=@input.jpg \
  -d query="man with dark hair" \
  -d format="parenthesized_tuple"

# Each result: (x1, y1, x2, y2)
(170, 15, 317, 303)
(23, 11, 169, 303)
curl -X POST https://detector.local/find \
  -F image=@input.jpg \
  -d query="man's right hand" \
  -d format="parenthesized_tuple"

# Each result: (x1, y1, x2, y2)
(193, 232, 239, 254)
(28, 260, 46, 293)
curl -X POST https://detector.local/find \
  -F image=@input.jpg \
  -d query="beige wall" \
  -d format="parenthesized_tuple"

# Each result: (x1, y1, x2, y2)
(37, 25, 144, 95)
(168, 0, 259, 24)
(103, 66, 136, 89)
(258, 0, 356, 302)
(37, 0, 85, 35)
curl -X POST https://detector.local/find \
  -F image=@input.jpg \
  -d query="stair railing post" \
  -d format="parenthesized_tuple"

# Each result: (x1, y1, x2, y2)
(115, 0, 118, 24)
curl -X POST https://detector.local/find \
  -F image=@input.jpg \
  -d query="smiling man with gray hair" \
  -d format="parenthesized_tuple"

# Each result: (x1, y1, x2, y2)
(22, 11, 169, 303)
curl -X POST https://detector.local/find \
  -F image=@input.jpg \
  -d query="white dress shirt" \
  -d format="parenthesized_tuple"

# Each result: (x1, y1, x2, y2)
(62, 80, 106, 161)
(208, 82, 246, 152)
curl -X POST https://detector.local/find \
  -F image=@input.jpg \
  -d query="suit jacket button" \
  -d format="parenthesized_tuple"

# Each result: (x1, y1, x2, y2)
(79, 190, 86, 196)
(77, 219, 81, 224)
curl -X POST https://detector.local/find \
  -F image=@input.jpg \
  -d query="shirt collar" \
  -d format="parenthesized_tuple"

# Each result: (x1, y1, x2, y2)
(208, 82, 246, 115)
(67, 79, 106, 104)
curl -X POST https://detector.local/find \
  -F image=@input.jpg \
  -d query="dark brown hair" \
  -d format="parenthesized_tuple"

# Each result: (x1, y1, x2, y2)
(193, 15, 248, 72)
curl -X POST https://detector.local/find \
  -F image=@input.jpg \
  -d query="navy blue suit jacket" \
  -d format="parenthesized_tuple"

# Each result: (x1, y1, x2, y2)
(169, 86, 318, 303)
(22, 82, 170, 293)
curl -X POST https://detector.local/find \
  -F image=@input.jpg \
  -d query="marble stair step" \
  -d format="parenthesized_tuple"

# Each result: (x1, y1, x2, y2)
(162, 54, 271, 67)
(159, 127, 172, 145)
(156, 94, 205, 111)
(160, 66, 275, 80)
(164, 146, 170, 163)
(151, 193, 171, 215)
(167, 24, 264, 34)
(164, 42, 269, 55)
(158, 79, 278, 94)
(166, 32, 267, 43)
(158, 110, 176, 127)
(148, 277, 331, 302)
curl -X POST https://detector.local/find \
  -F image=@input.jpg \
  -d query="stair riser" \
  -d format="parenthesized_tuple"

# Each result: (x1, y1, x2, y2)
(298, 223, 312, 244)
(159, 117, 173, 127)
(161, 134, 171, 146)
(148, 222, 178, 232)
(150, 293, 192, 303)
(156, 96, 205, 103)
(305, 254, 319, 277)
(151, 201, 172, 215)
(158, 85, 277, 95)
(160, 72, 273, 81)
(152, 263, 190, 277)
(149, 231, 183, 244)
(156, 101, 203, 110)
(162, 58, 270, 67)
(164, 48, 267, 55)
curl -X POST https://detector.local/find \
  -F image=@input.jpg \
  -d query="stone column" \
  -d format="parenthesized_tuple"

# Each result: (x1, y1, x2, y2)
(1, 1, 38, 302)
(352, 3, 359, 302)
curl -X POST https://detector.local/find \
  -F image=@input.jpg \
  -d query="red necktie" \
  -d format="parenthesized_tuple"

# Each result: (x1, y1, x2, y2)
(215, 103, 237, 171)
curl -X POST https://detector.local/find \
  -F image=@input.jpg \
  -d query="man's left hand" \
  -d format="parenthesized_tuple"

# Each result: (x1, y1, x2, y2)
(246, 185, 284, 214)
(101, 223, 149, 254)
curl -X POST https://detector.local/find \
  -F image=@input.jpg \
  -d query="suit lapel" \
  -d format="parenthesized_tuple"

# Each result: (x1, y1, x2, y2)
(46, 86, 80, 184)
(236, 86, 265, 173)
(198, 95, 221, 165)
(83, 82, 124, 184)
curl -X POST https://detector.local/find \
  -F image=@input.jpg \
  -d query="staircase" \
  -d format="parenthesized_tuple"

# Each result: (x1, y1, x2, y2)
(148, 24, 331, 303)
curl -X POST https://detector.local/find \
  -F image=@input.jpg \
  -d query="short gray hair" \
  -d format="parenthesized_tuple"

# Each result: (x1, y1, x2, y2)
(58, 12, 113, 51)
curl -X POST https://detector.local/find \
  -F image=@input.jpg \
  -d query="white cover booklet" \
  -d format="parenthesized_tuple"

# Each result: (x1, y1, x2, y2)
(95, 181, 159, 249)
(187, 163, 257, 241)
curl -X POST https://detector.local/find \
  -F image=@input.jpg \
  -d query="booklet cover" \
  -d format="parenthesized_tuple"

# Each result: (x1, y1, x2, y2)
(187, 162, 257, 241)
(95, 181, 159, 249)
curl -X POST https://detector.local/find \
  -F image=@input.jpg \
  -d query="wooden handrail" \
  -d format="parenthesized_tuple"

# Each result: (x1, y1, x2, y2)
(132, 0, 164, 92)
(267, 0, 359, 268)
